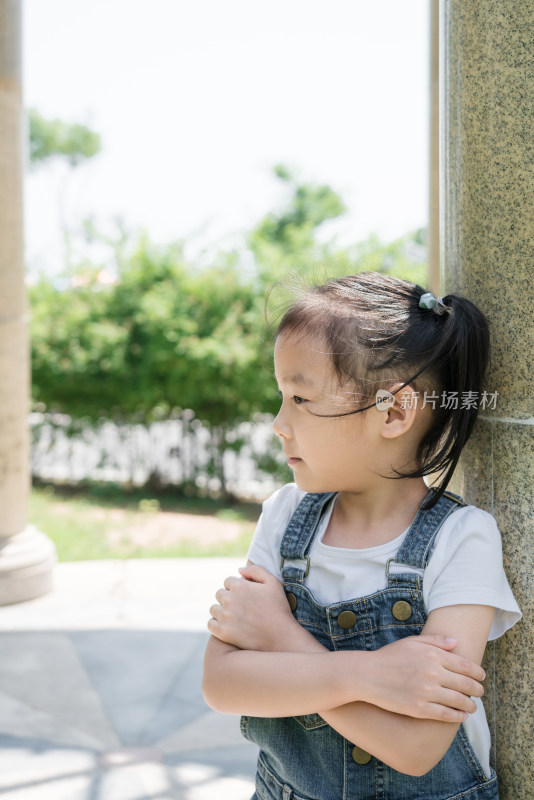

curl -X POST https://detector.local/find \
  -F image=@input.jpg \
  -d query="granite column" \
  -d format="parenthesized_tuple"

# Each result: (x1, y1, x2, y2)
(441, 2, 534, 796)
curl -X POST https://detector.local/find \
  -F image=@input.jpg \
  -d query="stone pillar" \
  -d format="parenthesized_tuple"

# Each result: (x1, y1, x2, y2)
(441, 2, 534, 797)
(0, 0, 56, 604)
(428, 0, 440, 294)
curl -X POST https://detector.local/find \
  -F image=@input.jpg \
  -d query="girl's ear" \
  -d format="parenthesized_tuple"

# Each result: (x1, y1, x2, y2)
(378, 383, 420, 439)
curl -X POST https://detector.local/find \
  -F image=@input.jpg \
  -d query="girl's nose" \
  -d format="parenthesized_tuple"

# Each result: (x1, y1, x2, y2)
(272, 407, 292, 440)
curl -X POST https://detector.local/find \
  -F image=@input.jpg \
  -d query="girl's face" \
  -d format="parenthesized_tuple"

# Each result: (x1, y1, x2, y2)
(273, 332, 379, 494)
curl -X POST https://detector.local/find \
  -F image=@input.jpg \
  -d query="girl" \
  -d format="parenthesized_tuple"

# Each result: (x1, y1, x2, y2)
(203, 273, 521, 800)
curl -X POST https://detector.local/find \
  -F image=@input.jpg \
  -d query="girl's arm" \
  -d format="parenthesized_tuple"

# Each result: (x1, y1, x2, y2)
(202, 623, 481, 723)
(319, 603, 494, 776)
(203, 565, 486, 726)
(203, 565, 493, 775)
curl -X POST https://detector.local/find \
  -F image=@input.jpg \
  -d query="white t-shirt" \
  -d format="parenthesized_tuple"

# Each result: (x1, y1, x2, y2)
(247, 483, 522, 778)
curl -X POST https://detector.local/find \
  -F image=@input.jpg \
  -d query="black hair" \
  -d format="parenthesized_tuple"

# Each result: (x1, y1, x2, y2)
(276, 272, 491, 508)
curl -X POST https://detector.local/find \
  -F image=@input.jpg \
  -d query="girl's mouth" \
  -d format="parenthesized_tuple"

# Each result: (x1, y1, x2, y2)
(287, 457, 302, 466)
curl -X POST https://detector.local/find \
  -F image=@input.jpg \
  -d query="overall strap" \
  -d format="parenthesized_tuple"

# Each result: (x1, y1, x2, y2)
(280, 492, 336, 583)
(387, 488, 466, 586)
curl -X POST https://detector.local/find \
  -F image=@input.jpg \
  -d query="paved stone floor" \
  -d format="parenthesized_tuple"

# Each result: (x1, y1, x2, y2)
(0, 559, 258, 800)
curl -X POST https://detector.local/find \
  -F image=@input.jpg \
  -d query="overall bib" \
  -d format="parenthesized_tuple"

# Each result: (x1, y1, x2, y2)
(241, 489, 499, 800)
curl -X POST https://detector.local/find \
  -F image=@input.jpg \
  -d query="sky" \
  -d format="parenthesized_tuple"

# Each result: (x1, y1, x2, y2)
(23, 0, 431, 273)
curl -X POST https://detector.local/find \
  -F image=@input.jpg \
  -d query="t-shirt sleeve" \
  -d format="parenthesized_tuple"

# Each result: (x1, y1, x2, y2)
(423, 506, 522, 640)
(246, 510, 280, 578)
(247, 483, 306, 580)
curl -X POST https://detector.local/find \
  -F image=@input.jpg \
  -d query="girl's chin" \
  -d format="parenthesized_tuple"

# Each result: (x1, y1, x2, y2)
(293, 475, 332, 494)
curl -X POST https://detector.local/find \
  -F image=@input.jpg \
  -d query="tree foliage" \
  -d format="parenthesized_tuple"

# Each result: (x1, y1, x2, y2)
(248, 164, 348, 282)
(31, 238, 279, 424)
(28, 108, 101, 168)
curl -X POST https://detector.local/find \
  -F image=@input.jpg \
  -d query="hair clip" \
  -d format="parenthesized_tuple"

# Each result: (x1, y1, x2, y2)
(419, 292, 451, 315)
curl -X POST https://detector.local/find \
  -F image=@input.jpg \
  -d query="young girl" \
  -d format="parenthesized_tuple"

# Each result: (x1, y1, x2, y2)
(202, 272, 521, 800)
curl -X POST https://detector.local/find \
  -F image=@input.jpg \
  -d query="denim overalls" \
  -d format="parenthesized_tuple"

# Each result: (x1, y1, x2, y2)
(241, 489, 499, 800)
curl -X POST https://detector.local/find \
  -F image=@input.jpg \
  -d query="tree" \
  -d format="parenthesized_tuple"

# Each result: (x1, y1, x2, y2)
(27, 109, 102, 268)
(28, 108, 101, 168)
(249, 164, 428, 290)
(248, 164, 348, 282)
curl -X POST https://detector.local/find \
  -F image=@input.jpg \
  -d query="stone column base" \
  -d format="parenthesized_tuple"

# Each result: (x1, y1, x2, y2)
(0, 525, 56, 605)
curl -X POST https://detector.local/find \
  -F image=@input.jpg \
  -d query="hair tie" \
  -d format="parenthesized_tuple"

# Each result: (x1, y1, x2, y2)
(419, 292, 452, 316)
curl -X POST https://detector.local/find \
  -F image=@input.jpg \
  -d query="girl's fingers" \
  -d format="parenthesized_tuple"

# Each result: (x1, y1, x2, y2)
(416, 634, 486, 682)
(445, 671, 484, 698)
(412, 682, 479, 721)
(207, 616, 224, 639)
(434, 688, 477, 715)
(413, 676, 483, 722)
(414, 689, 476, 722)
(215, 587, 228, 604)
(441, 653, 485, 683)
(423, 704, 470, 724)
(209, 603, 221, 620)
(451, 691, 477, 715)
(238, 564, 273, 583)
(439, 662, 485, 704)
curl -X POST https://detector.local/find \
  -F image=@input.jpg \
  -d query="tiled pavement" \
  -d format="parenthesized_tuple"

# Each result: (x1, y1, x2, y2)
(0, 559, 258, 800)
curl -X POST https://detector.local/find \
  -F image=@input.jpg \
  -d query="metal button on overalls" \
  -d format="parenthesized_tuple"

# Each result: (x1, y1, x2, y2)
(337, 610, 357, 629)
(286, 592, 298, 612)
(392, 600, 412, 620)
(352, 745, 372, 765)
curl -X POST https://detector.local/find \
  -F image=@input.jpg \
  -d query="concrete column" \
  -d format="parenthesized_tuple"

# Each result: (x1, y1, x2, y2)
(441, 1, 534, 797)
(0, 0, 56, 604)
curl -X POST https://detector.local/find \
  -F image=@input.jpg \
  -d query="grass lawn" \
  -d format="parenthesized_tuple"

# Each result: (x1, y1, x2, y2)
(29, 482, 260, 562)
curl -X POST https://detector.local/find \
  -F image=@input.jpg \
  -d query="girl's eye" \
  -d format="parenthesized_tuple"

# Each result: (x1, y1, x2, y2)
(276, 391, 307, 405)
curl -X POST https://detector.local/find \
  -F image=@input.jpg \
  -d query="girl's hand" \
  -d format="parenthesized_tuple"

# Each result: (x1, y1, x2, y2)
(360, 633, 486, 720)
(208, 563, 301, 651)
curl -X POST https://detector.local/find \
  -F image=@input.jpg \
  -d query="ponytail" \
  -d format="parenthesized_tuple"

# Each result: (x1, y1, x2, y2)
(411, 291, 490, 507)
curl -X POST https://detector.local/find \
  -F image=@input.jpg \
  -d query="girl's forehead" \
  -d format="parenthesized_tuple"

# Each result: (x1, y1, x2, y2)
(274, 333, 334, 381)
(274, 331, 328, 359)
